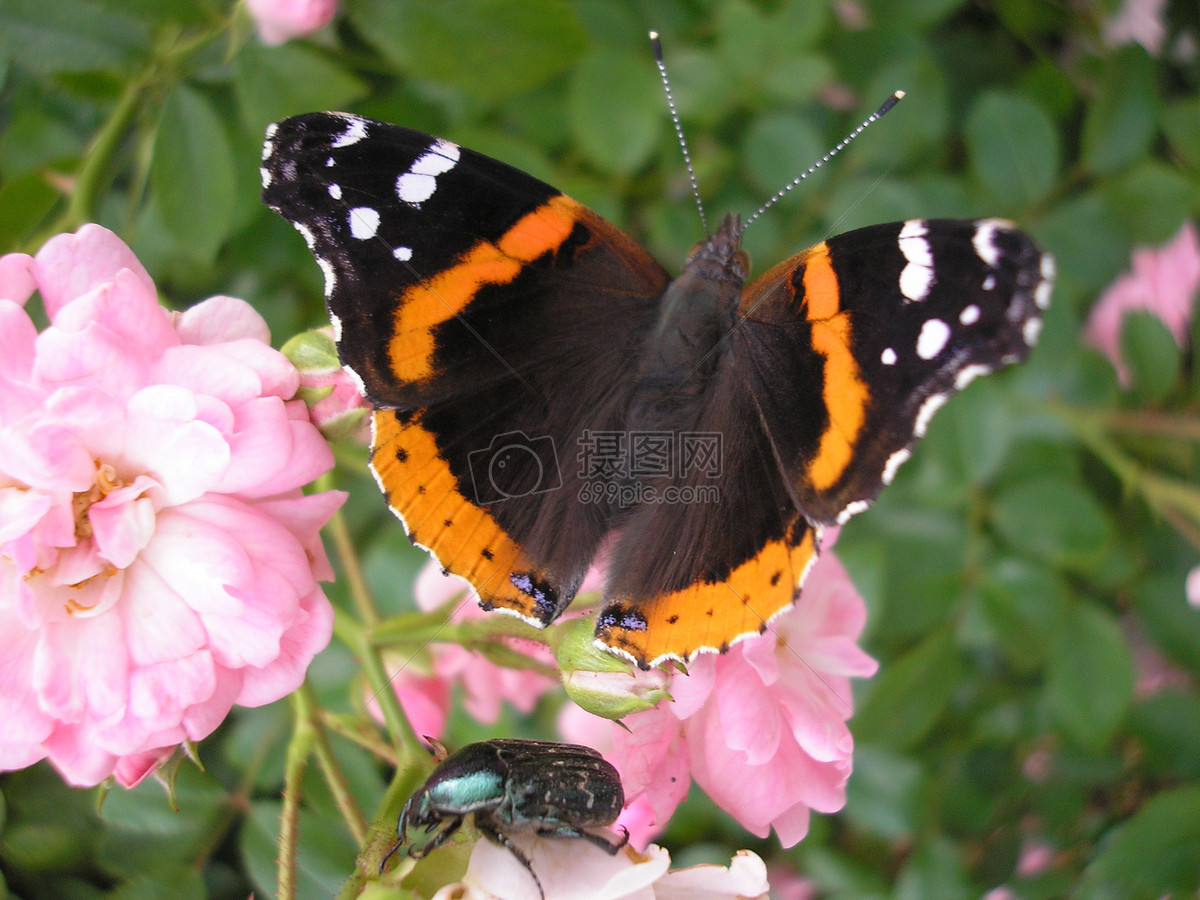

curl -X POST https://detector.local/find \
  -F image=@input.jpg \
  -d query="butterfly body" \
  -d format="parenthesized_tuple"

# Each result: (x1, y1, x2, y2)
(262, 112, 1053, 668)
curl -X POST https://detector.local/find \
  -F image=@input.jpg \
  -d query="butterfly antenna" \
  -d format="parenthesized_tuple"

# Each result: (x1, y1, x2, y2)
(650, 31, 709, 237)
(739, 90, 905, 236)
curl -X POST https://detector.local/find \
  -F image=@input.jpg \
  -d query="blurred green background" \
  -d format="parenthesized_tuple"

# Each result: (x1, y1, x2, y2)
(2, 0, 1199, 898)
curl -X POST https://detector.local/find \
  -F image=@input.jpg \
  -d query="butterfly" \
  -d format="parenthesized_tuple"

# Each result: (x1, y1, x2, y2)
(261, 110, 1052, 669)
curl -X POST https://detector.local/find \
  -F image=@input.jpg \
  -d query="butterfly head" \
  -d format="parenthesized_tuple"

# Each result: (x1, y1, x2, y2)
(685, 213, 750, 286)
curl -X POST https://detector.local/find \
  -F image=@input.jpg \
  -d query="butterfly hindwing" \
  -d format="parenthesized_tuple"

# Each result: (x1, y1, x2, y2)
(597, 343, 820, 666)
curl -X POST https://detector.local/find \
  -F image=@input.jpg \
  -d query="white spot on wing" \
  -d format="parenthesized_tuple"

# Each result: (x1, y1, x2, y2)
(260, 167, 272, 189)
(328, 184, 342, 200)
(1023, 317, 1042, 346)
(881, 347, 897, 366)
(900, 263, 935, 303)
(914, 393, 948, 437)
(331, 117, 368, 148)
(882, 448, 911, 485)
(973, 219, 1010, 268)
(898, 219, 934, 302)
(295, 223, 316, 249)
(348, 207, 380, 240)
(413, 139, 461, 174)
(837, 499, 870, 524)
(397, 173, 437, 205)
(1036, 255, 1055, 309)
(954, 363, 991, 390)
(396, 139, 461, 206)
(960, 304, 980, 325)
(393, 246, 413, 261)
(916, 318, 951, 360)
(318, 257, 336, 297)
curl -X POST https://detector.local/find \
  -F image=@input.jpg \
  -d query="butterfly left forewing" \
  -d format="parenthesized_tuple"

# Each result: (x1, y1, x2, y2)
(734, 218, 1053, 526)
(263, 113, 673, 626)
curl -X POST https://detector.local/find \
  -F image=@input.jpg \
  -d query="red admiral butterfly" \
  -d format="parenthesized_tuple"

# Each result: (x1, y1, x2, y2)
(261, 100, 1052, 669)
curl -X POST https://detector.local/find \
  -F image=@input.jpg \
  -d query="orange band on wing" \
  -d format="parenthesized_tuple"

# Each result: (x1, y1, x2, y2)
(371, 408, 557, 622)
(597, 525, 817, 667)
(387, 195, 582, 383)
(801, 244, 869, 491)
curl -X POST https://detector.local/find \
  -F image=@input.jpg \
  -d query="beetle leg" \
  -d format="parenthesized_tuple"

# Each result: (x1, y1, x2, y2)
(380, 797, 417, 874)
(476, 815, 546, 900)
(535, 823, 628, 855)
(409, 815, 464, 860)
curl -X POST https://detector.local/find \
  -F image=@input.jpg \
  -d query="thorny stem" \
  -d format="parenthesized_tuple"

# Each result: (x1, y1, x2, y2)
(278, 692, 315, 900)
(300, 682, 368, 844)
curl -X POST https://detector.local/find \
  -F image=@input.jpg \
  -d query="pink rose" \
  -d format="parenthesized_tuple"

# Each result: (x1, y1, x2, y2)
(1103, 0, 1167, 54)
(246, 0, 337, 46)
(561, 549, 877, 848)
(0, 225, 344, 787)
(1085, 221, 1200, 383)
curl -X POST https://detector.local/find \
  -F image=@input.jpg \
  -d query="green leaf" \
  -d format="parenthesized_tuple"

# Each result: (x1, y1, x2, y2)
(97, 764, 229, 877)
(942, 377, 1016, 485)
(860, 56, 950, 167)
(567, 49, 660, 174)
(1100, 161, 1192, 245)
(895, 837, 973, 900)
(844, 746, 925, 841)
(769, 0, 829, 53)
(235, 41, 367, 132)
(964, 91, 1058, 210)
(1133, 574, 1200, 677)
(991, 476, 1114, 571)
(355, 0, 587, 103)
(877, 0, 968, 29)
(714, 0, 771, 88)
(853, 626, 961, 749)
(105, 870, 206, 900)
(0, 106, 83, 180)
(1162, 97, 1200, 170)
(1081, 47, 1158, 175)
(1037, 191, 1128, 295)
(0, 765, 101, 871)
(1120, 310, 1181, 402)
(1077, 786, 1200, 900)
(825, 177, 925, 234)
(761, 53, 834, 105)
(1046, 603, 1134, 749)
(1131, 691, 1200, 780)
(976, 558, 1068, 670)
(741, 113, 824, 197)
(0, 171, 59, 251)
(150, 84, 237, 260)
(0, 0, 146, 75)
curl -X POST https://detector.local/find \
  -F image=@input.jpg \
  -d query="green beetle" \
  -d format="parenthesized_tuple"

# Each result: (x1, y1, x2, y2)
(383, 739, 628, 898)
